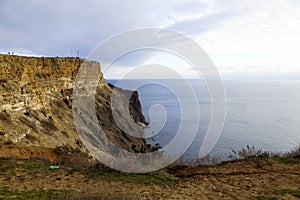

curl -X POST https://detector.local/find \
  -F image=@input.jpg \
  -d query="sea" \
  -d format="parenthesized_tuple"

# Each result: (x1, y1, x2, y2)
(107, 79, 300, 160)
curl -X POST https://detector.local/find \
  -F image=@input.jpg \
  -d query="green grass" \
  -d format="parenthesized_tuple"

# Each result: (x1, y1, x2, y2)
(270, 156, 298, 164)
(255, 196, 278, 200)
(23, 160, 47, 171)
(0, 159, 18, 173)
(0, 158, 48, 174)
(0, 188, 129, 200)
(272, 189, 300, 198)
(0, 188, 69, 200)
(1, 158, 179, 188)
(257, 189, 300, 199)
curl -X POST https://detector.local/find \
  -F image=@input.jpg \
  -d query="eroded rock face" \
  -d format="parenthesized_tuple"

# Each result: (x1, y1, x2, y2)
(0, 54, 148, 157)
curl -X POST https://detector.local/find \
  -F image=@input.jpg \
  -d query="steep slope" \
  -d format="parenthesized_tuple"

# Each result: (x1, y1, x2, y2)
(0, 54, 148, 160)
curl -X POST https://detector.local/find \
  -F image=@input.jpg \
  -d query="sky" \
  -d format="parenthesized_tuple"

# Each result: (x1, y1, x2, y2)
(1, 0, 300, 79)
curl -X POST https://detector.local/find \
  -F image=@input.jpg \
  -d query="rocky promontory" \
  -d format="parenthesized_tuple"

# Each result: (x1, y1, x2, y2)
(0, 54, 148, 161)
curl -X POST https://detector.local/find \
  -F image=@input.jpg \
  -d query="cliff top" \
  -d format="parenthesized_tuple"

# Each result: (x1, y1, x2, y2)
(0, 54, 86, 82)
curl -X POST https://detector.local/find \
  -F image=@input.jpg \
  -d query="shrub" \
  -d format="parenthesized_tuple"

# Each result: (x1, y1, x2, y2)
(285, 145, 300, 159)
(228, 145, 271, 160)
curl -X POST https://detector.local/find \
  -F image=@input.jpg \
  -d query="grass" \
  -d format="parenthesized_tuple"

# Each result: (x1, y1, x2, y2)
(0, 158, 48, 173)
(271, 189, 300, 198)
(0, 159, 18, 173)
(255, 196, 278, 200)
(0, 157, 178, 187)
(228, 145, 271, 160)
(228, 145, 300, 164)
(256, 189, 300, 199)
(86, 169, 178, 186)
(0, 145, 299, 199)
(0, 188, 129, 200)
(269, 155, 298, 164)
(0, 188, 68, 200)
(23, 160, 47, 171)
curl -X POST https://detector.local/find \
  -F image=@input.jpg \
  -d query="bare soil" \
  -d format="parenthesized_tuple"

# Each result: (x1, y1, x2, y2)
(0, 149, 299, 200)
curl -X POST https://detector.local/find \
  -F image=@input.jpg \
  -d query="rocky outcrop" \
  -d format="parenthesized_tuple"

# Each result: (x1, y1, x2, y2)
(0, 54, 148, 159)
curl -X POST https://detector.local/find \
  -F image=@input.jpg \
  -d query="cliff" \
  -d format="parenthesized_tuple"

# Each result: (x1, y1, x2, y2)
(0, 54, 148, 161)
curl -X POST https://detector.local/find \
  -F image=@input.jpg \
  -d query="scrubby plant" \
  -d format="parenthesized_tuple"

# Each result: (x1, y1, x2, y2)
(228, 145, 271, 160)
(285, 145, 300, 159)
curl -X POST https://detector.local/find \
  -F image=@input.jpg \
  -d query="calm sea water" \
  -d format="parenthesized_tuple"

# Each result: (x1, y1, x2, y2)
(108, 79, 300, 160)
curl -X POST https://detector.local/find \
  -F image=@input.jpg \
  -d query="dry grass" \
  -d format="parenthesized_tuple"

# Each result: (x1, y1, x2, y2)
(285, 145, 300, 158)
(228, 145, 271, 160)
(0, 188, 131, 200)
(227, 145, 300, 165)
(1, 144, 300, 199)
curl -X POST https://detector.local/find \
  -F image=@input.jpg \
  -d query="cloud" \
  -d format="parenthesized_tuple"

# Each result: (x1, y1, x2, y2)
(161, 0, 245, 34)
(160, 0, 300, 78)
(0, 0, 178, 56)
(1, 0, 300, 79)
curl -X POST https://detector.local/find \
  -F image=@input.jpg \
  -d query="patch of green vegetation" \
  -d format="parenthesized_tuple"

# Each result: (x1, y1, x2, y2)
(255, 196, 278, 200)
(0, 159, 18, 173)
(0, 188, 129, 200)
(270, 156, 298, 164)
(87, 170, 178, 186)
(0, 188, 69, 200)
(23, 160, 47, 171)
(271, 189, 300, 198)
(258, 189, 300, 199)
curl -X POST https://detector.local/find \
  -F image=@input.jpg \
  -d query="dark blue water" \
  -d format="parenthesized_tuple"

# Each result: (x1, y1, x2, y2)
(108, 79, 300, 159)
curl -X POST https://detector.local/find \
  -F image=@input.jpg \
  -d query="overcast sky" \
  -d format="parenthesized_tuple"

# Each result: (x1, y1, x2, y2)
(1, 0, 300, 79)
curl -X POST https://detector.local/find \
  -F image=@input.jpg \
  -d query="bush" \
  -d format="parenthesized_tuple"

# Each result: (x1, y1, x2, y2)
(228, 145, 271, 160)
(285, 145, 300, 159)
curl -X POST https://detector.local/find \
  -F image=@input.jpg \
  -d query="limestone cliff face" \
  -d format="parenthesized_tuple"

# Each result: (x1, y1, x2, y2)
(0, 54, 148, 159)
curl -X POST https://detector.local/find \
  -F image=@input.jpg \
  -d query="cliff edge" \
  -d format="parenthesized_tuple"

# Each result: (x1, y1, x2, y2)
(0, 54, 148, 161)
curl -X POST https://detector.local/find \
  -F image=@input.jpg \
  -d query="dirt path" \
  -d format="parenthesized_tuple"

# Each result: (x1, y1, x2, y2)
(1, 158, 299, 199)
